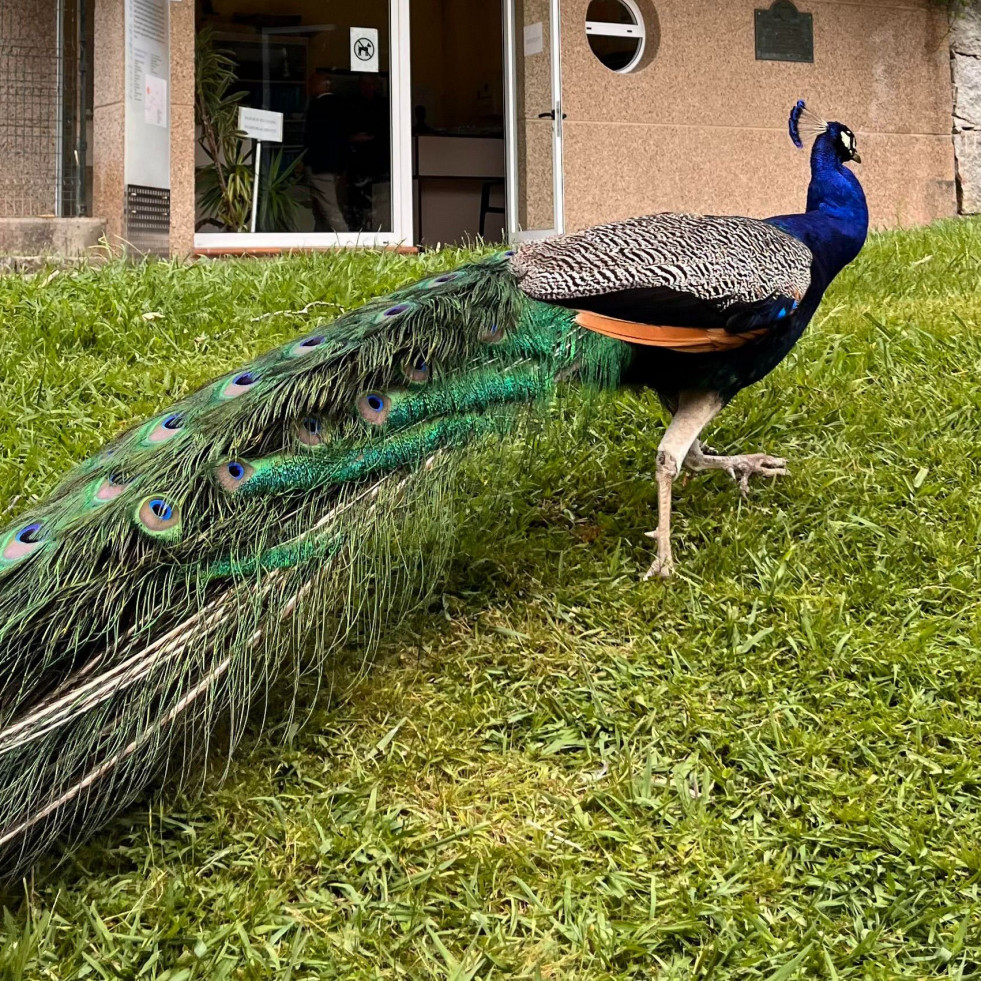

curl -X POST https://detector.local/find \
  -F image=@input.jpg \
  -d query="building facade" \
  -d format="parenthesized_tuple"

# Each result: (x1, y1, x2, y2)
(0, 0, 963, 258)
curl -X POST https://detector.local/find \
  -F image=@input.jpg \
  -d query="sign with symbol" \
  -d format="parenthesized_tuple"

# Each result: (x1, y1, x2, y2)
(238, 107, 284, 143)
(350, 26, 379, 72)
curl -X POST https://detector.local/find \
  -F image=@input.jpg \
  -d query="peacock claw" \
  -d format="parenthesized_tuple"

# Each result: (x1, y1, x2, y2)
(684, 444, 788, 499)
(643, 553, 674, 580)
(642, 531, 673, 579)
(723, 454, 789, 497)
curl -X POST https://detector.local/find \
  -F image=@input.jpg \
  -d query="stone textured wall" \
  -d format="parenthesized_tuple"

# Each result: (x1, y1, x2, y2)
(0, 217, 106, 257)
(169, 1, 195, 255)
(153, 0, 961, 252)
(560, 0, 956, 231)
(951, 3, 981, 212)
(92, 0, 127, 246)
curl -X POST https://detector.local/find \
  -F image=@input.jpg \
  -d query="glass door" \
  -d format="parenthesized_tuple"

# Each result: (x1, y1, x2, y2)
(503, 0, 564, 240)
(194, 0, 411, 250)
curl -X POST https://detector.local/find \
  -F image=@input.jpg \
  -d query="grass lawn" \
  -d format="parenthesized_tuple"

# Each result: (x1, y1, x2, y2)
(1, 222, 981, 979)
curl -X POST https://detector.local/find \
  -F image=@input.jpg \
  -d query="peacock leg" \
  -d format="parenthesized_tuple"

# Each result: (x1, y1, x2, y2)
(644, 392, 723, 580)
(683, 442, 788, 498)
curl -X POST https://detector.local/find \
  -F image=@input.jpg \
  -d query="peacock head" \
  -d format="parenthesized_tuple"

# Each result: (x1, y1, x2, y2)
(788, 99, 861, 164)
(825, 122, 861, 165)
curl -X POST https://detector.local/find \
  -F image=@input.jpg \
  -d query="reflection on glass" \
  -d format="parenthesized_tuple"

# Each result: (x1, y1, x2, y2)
(195, 0, 392, 235)
(303, 71, 391, 233)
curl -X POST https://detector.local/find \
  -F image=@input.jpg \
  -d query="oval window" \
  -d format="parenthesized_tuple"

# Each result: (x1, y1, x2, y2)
(585, 0, 647, 73)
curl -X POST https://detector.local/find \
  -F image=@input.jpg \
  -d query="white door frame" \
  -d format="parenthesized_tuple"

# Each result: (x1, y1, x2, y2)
(503, 0, 564, 242)
(194, 0, 413, 251)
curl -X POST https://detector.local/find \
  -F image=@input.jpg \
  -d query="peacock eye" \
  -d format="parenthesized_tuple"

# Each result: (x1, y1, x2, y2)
(138, 495, 182, 534)
(16, 523, 43, 545)
(95, 472, 129, 502)
(403, 352, 430, 384)
(479, 322, 505, 344)
(383, 303, 410, 317)
(287, 334, 327, 358)
(357, 392, 391, 425)
(296, 416, 325, 446)
(2, 520, 48, 562)
(216, 459, 255, 491)
(219, 371, 261, 400)
(143, 412, 187, 445)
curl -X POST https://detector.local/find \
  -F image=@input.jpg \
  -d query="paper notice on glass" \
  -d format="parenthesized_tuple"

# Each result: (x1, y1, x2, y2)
(144, 74, 167, 127)
(350, 27, 379, 72)
(125, 0, 170, 188)
(524, 22, 543, 56)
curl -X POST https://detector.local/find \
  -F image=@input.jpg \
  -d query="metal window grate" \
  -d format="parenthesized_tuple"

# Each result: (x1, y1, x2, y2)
(125, 185, 171, 255)
(0, 0, 90, 218)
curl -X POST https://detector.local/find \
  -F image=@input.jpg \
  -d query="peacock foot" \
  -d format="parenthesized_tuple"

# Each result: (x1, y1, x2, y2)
(642, 528, 674, 579)
(683, 444, 788, 499)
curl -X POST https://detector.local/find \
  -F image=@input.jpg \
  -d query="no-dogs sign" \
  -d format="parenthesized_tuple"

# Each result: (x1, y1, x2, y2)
(350, 27, 379, 73)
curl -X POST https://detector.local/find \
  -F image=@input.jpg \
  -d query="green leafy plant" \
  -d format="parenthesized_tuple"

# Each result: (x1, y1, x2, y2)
(258, 149, 306, 233)
(194, 28, 304, 233)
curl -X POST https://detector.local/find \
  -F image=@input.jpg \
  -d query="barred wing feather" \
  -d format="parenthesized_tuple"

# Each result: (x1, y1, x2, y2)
(511, 213, 813, 332)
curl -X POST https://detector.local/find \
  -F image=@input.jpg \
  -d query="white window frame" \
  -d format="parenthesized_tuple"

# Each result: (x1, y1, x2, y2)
(585, 0, 646, 74)
(194, 0, 413, 252)
(503, 0, 565, 242)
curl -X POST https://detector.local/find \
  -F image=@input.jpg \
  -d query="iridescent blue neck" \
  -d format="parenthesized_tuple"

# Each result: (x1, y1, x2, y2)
(806, 134, 867, 224)
(766, 133, 868, 287)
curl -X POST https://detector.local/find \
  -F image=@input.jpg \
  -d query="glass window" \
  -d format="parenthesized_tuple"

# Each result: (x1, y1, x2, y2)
(585, 0, 648, 74)
(195, 0, 392, 234)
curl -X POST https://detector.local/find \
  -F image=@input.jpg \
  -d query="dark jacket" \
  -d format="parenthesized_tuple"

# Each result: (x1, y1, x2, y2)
(303, 93, 347, 174)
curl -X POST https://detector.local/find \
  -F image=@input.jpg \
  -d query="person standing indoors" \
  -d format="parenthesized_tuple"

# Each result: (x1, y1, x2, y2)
(302, 71, 349, 233)
(347, 74, 391, 232)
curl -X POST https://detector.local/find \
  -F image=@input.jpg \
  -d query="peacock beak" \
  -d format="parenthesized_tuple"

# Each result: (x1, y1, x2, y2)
(851, 150, 862, 164)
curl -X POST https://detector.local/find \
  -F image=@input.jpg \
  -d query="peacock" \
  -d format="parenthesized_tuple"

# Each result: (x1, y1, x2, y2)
(0, 100, 867, 877)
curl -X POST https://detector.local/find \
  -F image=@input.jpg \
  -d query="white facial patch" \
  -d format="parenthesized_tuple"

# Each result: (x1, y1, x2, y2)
(840, 130, 855, 153)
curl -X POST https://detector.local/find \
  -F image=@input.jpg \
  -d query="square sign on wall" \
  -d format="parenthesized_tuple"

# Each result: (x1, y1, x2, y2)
(350, 27, 380, 72)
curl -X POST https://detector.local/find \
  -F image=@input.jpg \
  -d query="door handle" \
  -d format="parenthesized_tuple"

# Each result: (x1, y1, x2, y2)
(537, 110, 567, 119)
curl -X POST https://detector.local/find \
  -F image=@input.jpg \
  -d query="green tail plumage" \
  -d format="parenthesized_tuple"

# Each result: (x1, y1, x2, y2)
(0, 252, 628, 877)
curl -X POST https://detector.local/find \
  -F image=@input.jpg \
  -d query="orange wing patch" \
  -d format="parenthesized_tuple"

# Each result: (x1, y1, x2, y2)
(574, 310, 769, 354)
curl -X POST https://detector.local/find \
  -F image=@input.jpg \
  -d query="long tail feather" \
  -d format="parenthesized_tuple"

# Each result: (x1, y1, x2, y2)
(0, 253, 628, 877)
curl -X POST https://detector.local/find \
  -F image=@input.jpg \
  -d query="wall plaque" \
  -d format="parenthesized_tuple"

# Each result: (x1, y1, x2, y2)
(755, 1, 813, 63)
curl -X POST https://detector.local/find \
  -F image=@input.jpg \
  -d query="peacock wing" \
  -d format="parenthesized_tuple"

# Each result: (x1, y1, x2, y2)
(510, 213, 813, 336)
